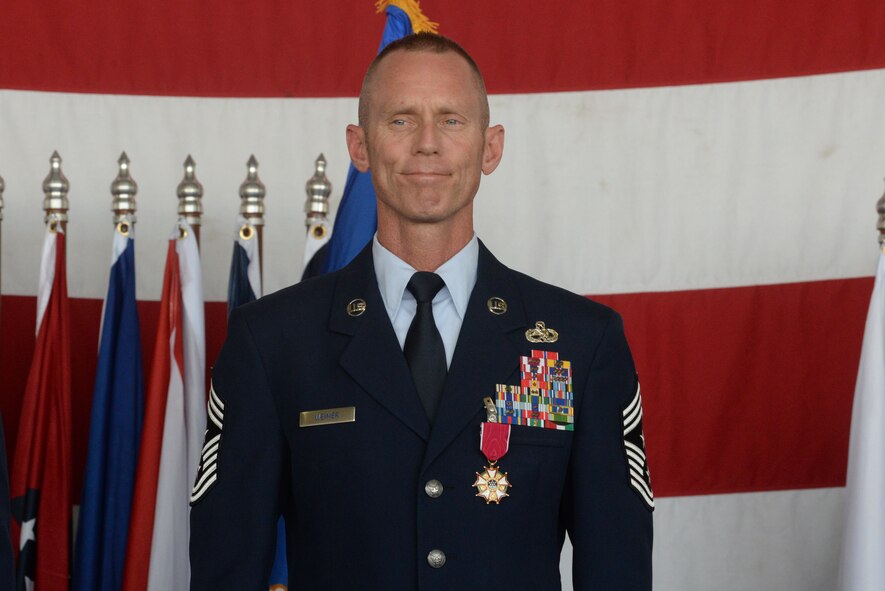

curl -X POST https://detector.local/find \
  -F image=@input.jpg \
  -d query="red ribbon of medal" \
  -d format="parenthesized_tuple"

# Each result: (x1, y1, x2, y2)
(480, 422, 511, 463)
(474, 397, 513, 504)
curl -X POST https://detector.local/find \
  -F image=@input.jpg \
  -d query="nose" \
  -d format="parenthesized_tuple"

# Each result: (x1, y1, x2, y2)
(414, 122, 440, 155)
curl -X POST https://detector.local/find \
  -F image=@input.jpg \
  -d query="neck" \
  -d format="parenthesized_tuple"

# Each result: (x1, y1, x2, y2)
(377, 214, 474, 272)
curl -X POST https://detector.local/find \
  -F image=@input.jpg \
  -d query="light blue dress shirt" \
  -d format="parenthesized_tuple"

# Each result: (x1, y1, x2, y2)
(372, 234, 479, 368)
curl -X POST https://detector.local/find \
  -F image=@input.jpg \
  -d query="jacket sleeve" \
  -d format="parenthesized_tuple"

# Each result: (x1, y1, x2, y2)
(189, 308, 288, 590)
(565, 311, 653, 590)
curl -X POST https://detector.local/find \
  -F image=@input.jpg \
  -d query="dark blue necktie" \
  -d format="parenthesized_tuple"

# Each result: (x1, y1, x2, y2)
(404, 272, 447, 422)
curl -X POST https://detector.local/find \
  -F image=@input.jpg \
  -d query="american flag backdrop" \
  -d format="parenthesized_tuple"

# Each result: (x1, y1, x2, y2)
(1, 1, 885, 589)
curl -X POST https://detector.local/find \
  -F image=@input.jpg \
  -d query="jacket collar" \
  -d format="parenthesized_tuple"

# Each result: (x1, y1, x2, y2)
(330, 241, 527, 458)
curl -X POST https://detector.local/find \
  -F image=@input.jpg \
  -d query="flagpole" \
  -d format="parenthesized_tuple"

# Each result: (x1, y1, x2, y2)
(112, 152, 137, 231)
(177, 154, 203, 245)
(239, 155, 266, 290)
(301, 153, 333, 276)
(43, 151, 69, 232)
(304, 153, 331, 234)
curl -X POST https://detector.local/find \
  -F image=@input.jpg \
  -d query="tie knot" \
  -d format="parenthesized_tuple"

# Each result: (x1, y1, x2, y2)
(407, 271, 445, 304)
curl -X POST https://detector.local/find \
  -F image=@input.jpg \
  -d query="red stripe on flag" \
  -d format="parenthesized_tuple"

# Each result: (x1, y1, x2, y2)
(595, 276, 872, 497)
(122, 240, 182, 591)
(9, 231, 72, 589)
(0, 0, 883, 97)
(0, 276, 872, 499)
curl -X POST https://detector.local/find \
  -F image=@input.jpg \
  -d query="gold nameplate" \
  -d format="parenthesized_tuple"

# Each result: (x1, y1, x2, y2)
(299, 406, 356, 428)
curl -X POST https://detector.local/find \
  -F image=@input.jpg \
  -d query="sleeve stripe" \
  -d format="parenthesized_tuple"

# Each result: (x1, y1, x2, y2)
(630, 476, 655, 509)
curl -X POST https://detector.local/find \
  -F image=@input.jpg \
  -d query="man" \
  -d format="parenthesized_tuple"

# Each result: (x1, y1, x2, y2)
(190, 33, 653, 590)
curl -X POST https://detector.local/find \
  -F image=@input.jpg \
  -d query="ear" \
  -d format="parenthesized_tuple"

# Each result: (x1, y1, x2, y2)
(346, 124, 370, 173)
(481, 125, 505, 175)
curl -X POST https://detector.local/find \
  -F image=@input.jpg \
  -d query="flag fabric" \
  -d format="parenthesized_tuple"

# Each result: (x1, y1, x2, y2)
(72, 221, 144, 591)
(10, 224, 72, 590)
(0, 413, 15, 591)
(838, 249, 885, 591)
(122, 219, 205, 591)
(300, 219, 331, 279)
(321, 0, 438, 274)
(227, 215, 261, 314)
(3, 2, 885, 591)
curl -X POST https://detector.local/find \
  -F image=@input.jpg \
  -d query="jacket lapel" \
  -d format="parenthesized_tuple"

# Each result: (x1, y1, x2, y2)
(422, 242, 527, 469)
(330, 245, 431, 441)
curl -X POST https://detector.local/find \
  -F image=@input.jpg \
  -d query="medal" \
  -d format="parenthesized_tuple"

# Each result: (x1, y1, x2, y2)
(473, 397, 512, 504)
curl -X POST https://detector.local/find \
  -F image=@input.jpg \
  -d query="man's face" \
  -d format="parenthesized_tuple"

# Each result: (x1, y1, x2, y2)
(347, 50, 503, 230)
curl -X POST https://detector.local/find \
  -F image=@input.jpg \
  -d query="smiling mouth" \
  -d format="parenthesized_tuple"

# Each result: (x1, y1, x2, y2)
(400, 172, 449, 183)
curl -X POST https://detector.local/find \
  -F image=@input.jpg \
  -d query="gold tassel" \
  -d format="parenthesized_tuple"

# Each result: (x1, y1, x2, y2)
(375, 0, 440, 34)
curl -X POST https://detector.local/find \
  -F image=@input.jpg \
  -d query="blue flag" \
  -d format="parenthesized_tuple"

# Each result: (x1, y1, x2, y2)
(321, 4, 415, 274)
(227, 216, 261, 314)
(72, 228, 144, 591)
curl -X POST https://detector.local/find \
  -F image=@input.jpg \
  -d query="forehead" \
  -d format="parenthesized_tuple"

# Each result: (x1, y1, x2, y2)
(367, 50, 482, 114)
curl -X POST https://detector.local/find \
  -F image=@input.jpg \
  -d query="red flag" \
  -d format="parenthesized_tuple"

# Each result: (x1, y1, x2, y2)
(122, 239, 181, 591)
(123, 221, 204, 591)
(10, 227, 73, 590)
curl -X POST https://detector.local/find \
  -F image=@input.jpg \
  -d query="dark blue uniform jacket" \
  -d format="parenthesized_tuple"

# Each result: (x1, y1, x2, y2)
(190, 241, 653, 590)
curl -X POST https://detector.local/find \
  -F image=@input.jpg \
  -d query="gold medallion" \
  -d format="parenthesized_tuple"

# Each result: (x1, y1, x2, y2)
(473, 464, 512, 504)
(346, 298, 367, 317)
(525, 321, 559, 343)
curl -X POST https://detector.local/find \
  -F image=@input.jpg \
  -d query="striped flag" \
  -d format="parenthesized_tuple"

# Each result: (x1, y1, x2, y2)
(2, 2, 885, 590)
(72, 222, 144, 591)
(10, 224, 72, 590)
(838, 250, 885, 591)
(123, 220, 205, 591)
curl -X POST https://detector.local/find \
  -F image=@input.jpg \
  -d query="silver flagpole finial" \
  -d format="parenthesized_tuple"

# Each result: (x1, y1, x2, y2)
(111, 152, 138, 230)
(304, 153, 331, 228)
(177, 154, 203, 226)
(42, 150, 70, 225)
(877, 178, 885, 251)
(239, 154, 266, 226)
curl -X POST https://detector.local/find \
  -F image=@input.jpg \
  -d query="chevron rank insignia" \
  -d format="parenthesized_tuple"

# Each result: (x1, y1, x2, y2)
(190, 382, 225, 505)
(623, 378, 654, 511)
(494, 350, 575, 431)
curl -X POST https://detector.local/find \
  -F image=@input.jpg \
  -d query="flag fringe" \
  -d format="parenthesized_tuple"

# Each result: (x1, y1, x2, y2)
(375, 0, 439, 34)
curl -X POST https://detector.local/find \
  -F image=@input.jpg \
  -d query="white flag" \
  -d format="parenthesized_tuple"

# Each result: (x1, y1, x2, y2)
(838, 251, 885, 591)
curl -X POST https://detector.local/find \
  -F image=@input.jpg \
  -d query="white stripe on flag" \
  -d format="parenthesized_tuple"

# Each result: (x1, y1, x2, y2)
(559, 487, 845, 591)
(34, 226, 59, 333)
(2, 69, 884, 300)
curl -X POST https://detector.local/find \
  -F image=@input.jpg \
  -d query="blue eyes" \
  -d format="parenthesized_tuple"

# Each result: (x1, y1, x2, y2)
(389, 118, 462, 127)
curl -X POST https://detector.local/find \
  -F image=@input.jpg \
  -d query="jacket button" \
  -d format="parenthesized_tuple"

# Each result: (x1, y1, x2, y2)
(427, 549, 446, 568)
(424, 479, 443, 498)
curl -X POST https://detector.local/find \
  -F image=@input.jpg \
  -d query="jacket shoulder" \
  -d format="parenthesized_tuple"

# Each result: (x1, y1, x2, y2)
(507, 267, 621, 327)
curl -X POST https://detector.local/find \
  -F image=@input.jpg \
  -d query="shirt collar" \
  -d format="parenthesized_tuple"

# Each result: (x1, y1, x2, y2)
(373, 233, 478, 320)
